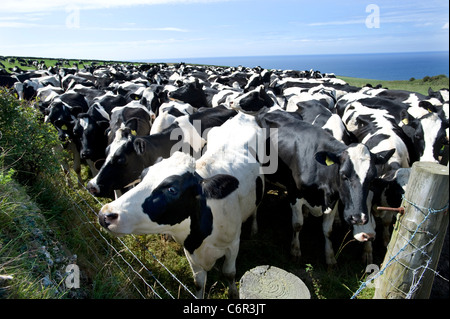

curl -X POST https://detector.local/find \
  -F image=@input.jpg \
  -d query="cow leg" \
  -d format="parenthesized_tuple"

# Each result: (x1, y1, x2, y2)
(363, 242, 373, 265)
(323, 204, 338, 265)
(114, 190, 123, 199)
(85, 159, 99, 178)
(250, 209, 258, 237)
(290, 198, 304, 258)
(223, 240, 239, 299)
(380, 211, 394, 247)
(184, 251, 207, 299)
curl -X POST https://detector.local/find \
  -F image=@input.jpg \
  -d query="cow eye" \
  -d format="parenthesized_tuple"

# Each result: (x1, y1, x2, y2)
(167, 186, 178, 195)
(114, 155, 126, 165)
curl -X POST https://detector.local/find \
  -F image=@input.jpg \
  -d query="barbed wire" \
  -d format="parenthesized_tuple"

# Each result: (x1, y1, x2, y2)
(351, 194, 449, 299)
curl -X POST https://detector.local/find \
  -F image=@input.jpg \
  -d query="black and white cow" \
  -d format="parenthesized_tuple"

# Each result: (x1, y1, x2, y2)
(338, 93, 448, 168)
(73, 91, 130, 163)
(286, 89, 354, 145)
(256, 110, 394, 264)
(44, 92, 90, 184)
(107, 101, 153, 145)
(337, 95, 414, 173)
(168, 78, 218, 109)
(98, 111, 265, 298)
(87, 106, 237, 198)
(149, 100, 194, 135)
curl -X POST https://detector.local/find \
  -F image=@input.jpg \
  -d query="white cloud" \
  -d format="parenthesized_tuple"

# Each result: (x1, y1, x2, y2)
(95, 26, 189, 32)
(443, 22, 449, 29)
(308, 19, 365, 27)
(1, 0, 231, 13)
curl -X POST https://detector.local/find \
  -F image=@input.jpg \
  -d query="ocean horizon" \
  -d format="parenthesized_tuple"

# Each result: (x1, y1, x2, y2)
(141, 51, 449, 81)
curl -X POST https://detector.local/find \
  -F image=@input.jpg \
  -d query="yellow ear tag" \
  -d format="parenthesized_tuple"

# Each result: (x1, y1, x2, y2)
(61, 124, 68, 130)
(131, 130, 137, 136)
(325, 156, 334, 166)
(427, 108, 432, 113)
(402, 118, 409, 125)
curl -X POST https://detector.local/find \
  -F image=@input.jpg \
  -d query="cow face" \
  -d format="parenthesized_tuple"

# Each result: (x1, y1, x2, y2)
(87, 128, 147, 198)
(98, 152, 238, 253)
(45, 102, 76, 142)
(418, 112, 449, 163)
(231, 86, 274, 114)
(315, 144, 394, 225)
(74, 107, 110, 161)
(168, 79, 207, 109)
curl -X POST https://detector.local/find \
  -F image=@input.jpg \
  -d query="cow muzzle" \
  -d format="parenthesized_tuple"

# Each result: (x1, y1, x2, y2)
(87, 180, 100, 195)
(98, 207, 119, 229)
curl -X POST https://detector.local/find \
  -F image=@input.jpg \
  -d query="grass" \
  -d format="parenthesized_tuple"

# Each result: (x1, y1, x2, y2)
(1, 55, 140, 72)
(337, 74, 449, 95)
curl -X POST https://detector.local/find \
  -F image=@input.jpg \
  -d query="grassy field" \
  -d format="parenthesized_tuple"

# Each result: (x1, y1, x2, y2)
(0, 56, 138, 72)
(338, 74, 449, 95)
(1, 55, 448, 300)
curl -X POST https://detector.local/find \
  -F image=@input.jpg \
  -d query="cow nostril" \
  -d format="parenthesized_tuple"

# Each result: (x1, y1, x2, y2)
(349, 215, 367, 225)
(81, 150, 91, 159)
(106, 213, 118, 221)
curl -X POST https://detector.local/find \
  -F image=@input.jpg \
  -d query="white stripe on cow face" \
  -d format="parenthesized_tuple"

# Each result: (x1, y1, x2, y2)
(419, 113, 442, 163)
(79, 117, 89, 130)
(346, 144, 372, 185)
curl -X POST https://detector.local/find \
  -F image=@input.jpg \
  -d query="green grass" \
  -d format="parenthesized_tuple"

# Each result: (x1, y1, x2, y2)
(1, 55, 140, 73)
(337, 74, 449, 95)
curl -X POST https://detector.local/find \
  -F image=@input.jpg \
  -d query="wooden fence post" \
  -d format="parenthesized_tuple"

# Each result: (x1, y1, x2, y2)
(374, 162, 449, 299)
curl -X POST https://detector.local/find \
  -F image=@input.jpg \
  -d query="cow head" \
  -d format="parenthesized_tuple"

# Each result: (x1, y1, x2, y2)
(73, 105, 110, 161)
(315, 144, 394, 226)
(98, 152, 238, 253)
(168, 78, 207, 109)
(45, 102, 76, 142)
(230, 85, 274, 114)
(86, 128, 149, 198)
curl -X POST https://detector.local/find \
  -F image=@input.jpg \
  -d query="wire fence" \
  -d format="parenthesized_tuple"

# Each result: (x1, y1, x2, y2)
(351, 194, 449, 299)
(64, 169, 197, 299)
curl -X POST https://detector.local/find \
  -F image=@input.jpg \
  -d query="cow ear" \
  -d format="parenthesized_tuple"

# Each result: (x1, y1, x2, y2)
(133, 138, 146, 155)
(125, 118, 139, 132)
(194, 78, 203, 89)
(315, 151, 340, 167)
(201, 174, 239, 199)
(373, 148, 395, 165)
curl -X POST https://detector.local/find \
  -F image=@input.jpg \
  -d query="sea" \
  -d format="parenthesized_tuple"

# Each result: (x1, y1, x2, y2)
(142, 51, 449, 81)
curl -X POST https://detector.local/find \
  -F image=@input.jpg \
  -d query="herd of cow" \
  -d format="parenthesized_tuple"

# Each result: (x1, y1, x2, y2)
(2, 61, 449, 298)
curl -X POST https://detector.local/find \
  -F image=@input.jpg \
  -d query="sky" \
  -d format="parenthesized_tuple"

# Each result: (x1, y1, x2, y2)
(0, 0, 448, 61)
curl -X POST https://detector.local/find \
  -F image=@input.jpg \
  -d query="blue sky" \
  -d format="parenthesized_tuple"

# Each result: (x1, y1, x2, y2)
(0, 0, 448, 61)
